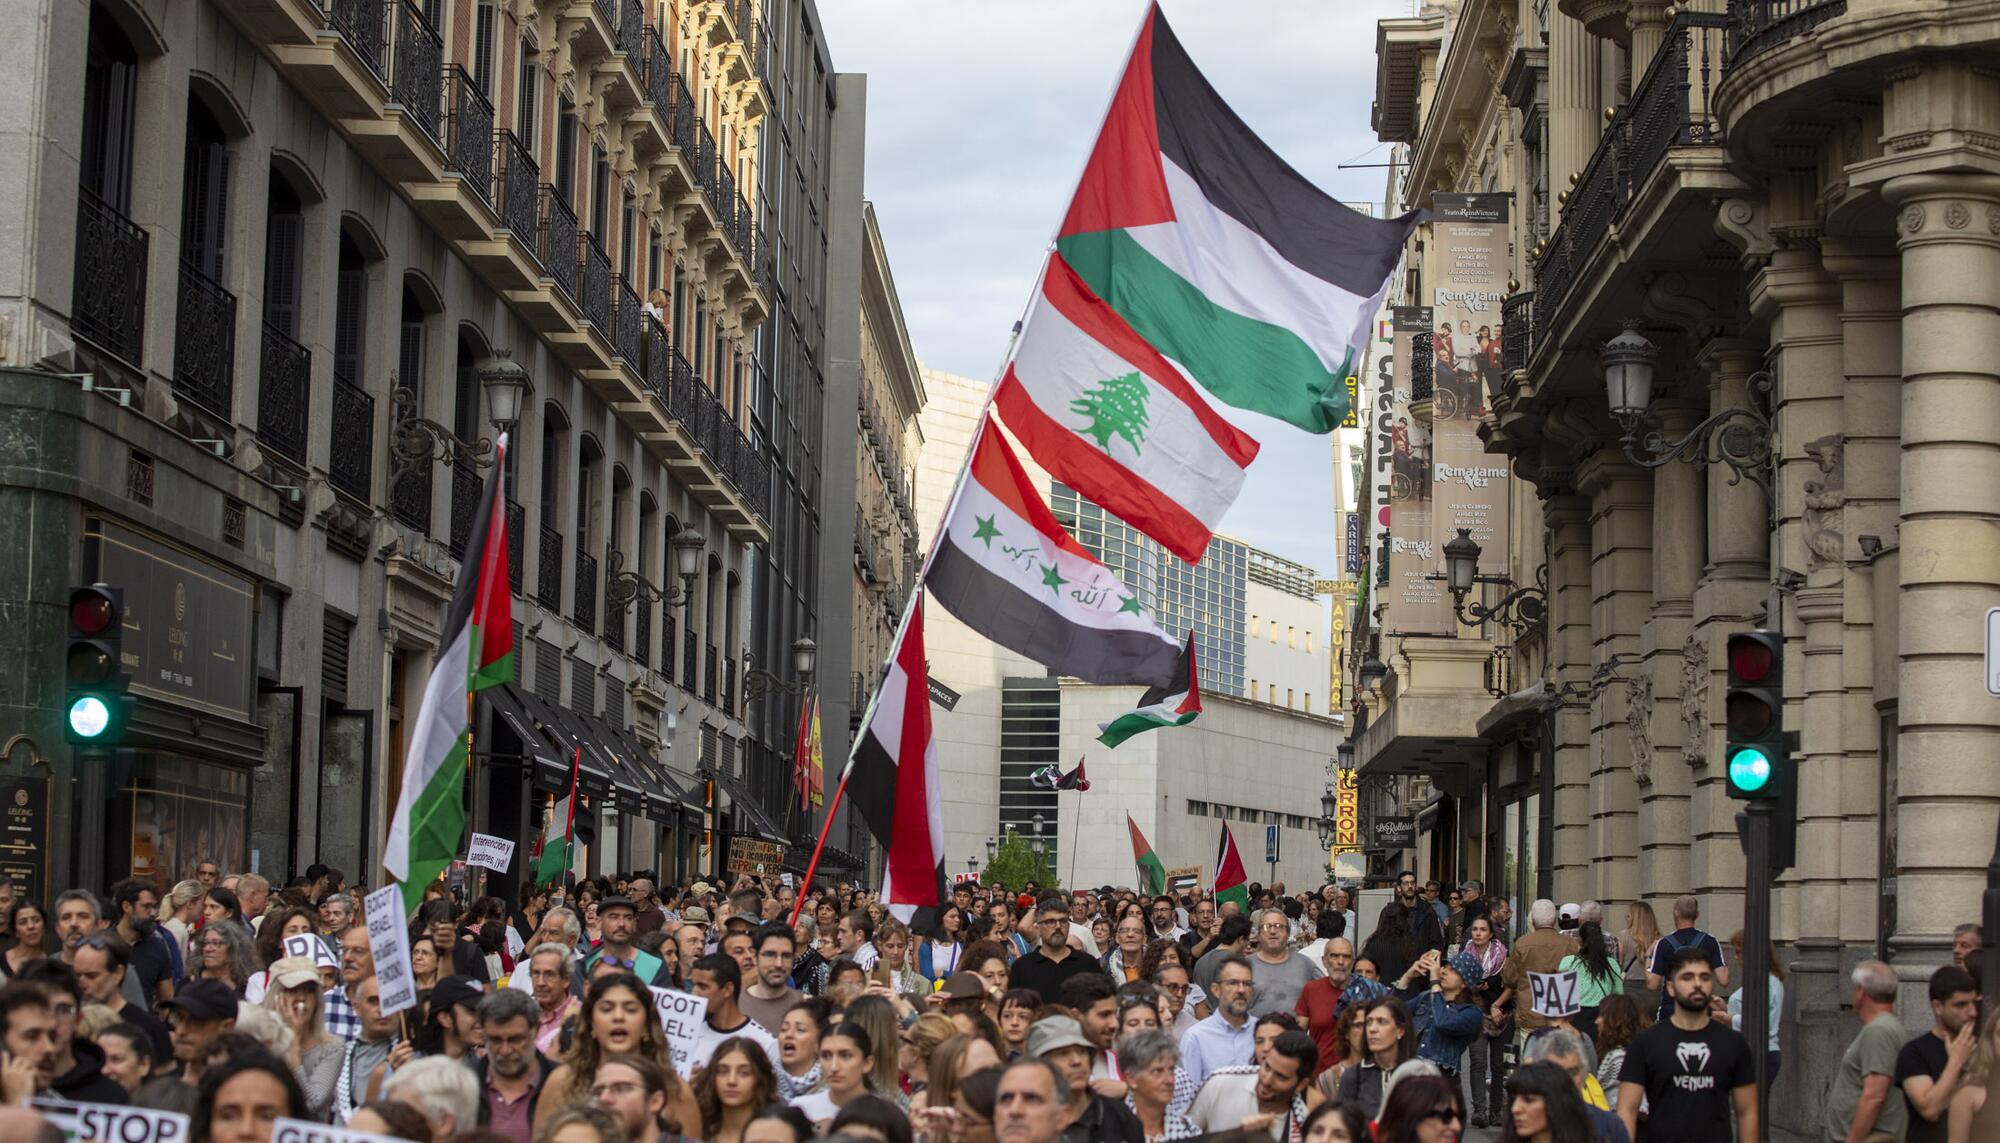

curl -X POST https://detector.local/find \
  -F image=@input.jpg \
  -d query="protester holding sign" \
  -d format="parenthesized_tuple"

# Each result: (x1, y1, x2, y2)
(1556, 920, 1625, 1046)
(1524, 969, 1600, 1076)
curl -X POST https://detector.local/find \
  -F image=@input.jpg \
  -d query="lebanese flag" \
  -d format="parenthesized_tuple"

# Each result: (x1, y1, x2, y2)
(1056, 5, 1421, 433)
(1097, 634, 1201, 748)
(385, 435, 514, 913)
(1213, 823, 1249, 911)
(925, 419, 1182, 687)
(848, 598, 944, 921)
(1128, 815, 1168, 896)
(995, 254, 1258, 564)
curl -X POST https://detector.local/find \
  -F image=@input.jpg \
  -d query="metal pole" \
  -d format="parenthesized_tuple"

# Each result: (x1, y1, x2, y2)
(1982, 810, 2000, 1026)
(1742, 800, 1772, 1140)
(74, 747, 108, 895)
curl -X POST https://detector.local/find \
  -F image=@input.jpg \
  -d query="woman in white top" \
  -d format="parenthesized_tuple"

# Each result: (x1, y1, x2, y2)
(788, 1021, 876, 1126)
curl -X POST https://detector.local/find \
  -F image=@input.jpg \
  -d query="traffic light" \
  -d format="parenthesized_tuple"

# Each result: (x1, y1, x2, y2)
(1724, 630, 1785, 800)
(64, 584, 133, 746)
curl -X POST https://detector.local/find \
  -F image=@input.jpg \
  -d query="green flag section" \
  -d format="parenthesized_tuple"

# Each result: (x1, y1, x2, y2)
(384, 435, 513, 914)
(1056, 5, 1421, 433)
(1214, 822, 1249, 912)
(534, 747, 580, 885)
(1098, 634, 1201, 748)
(1128, 814, 1168, 896)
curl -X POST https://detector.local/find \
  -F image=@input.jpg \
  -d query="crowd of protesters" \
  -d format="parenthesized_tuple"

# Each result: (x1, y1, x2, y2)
(0, 862, 1991, 1142)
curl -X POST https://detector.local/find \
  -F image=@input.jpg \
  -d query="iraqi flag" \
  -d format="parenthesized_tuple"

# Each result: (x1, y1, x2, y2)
(1128, 815, 1168, 896)
(1057, 5, 1421, 433)
(1097, 634, 1201, 748)
(995, 254, 1259, 565)
(848, 598, 944, 922)
(1214, 822, 1249, 911)
(926, 419, 1182, 687)
(385, 435, 513, 913)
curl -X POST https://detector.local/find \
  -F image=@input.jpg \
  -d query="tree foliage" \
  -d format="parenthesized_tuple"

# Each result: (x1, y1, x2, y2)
(980, 828, 1060, 893)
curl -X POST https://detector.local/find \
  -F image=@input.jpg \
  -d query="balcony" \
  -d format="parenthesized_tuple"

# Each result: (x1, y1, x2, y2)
(173, 262, 236, 419)
(388, 1, 441, 143)
(603, 547, 625, 651)
(854, 507, 880, 583)
(328, 369, 375, 501)
(462, 130, 543, 292)
(270, 0, 389, 120)
(1350, 637, 1500, 779)
(341, 0, 447, 183)
(722, 657, 736, 719)
(220, 0, 325, 45)
(508, 186, 584, 333)
(506, 500, 525, 594)
(663, 612, 678, 683)
(635, 28, 675, 155)
(390, 408, 431, 530)
(577, 231, 613, 333)
(257, 323, 311, 467)
(563, 0, 617, 63)
(1500, 292, 1533, 378)
(702, 644, 718, 705)
(409, 66, 497, 239)
(634, 597, 652, 667)
(682, 626, 698, 691)
(72, 189, 148, 367)
(537, 522, 563, 609)
(1725, 0, 1844, 68)
(643, 315, 671, 402)
(448, 460, 480, 557)
(574, 546, 598, 634)
(613, 278, 644, 369)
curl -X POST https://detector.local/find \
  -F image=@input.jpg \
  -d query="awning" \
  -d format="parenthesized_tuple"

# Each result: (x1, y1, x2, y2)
(487, 685, 684, 823)
(1476, 680, 1555, 741)
(714, 770, 787, 843)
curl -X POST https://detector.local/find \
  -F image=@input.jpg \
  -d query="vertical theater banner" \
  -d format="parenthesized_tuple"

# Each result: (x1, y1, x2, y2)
(1428, 193, 1511, 580)
(1384, 307, 1450, 634)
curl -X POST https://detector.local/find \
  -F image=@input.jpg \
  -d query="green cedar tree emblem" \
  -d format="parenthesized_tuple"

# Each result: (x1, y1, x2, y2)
(1070, 371, 1151, 453)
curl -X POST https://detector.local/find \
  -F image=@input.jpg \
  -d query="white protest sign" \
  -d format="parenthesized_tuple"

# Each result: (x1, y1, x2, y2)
(1528, 969, 1582, 1018)
(467, 833, 516, 872)
(283, 933, 340, 972)
(271, 1118, 412, 1143)
(363, 883, 417, 1016)
(649, 985, 712, 1077)
(35, 1099, 189, 1143)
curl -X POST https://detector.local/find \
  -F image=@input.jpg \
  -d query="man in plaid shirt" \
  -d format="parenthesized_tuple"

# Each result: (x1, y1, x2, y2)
(323, 923, 373, 1041)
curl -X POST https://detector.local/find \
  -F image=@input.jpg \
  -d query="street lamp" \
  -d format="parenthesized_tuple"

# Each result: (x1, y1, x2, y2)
(1336, 741, 1357, 773)
(1358, 656, 1388, 689)
(985, 836, 998, 863)
(967, 853, 980, 876)
(388, 352, 532, 495)
(1599, 320, 1776, 504)
(1316, 782, 1338, 849)
(745, 635, 818, 701)
(603, 529, 707, 617)
(1424, 527, 1548, 631)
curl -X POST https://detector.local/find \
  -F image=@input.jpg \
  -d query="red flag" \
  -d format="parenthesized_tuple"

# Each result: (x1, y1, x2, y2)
(847, 598, 944, 921)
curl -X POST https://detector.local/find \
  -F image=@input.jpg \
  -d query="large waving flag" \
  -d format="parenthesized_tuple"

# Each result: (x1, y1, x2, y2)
(1098, 634, 1201, 748)
(849, 598, 944, 922)
(1128, 815, 1167, 896)
(385, 436, 513, 912)
(926, 419, 1183, 686)
(995, 255, 1259, 564)
(1056, 5, 1421, 433)
(1214, 823, 1249, 911)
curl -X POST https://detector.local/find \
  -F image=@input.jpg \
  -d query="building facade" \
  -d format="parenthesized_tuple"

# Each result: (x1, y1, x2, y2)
(0, 0, 856, 894)
(1358, 0, 2000, 1122)
(1246, 551, 1330, 716)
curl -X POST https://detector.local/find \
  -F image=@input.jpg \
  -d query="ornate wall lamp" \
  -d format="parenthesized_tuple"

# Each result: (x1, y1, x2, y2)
(1600, 321, 1775, 504)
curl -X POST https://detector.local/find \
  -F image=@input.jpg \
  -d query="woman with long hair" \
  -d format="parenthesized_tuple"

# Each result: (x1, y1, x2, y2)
(828, 1094, 913, 1143)
(1335, 995, 1415, 1120)
(1557, 922, 1624, 1045)
(1617, 902, 1661, 977)
(1374, 1070, 1465, 1143)
(1363, 902, 1418, 986)
(260, 956, 343, 1121)
(900, 1012, 958, 1096)
(775, 997, 831, 1098)
(1, 902, 53, 976)
(922, 1034, 1002, 1114)
(918, 905, 967, 982)
(841, 995, 904, 1103)
(1948, 1006, 2000, 1141)
(1300, 1100, 1370, 1143)
(1726, 928, 1786, 1080)
(535, 971, 698, 1135)
(406, 934, 440, 993)
(94, 1023, 150, 1098)
(872, 919, 925, 997)
(193, 1048, 309, 1143)
(1593, 993, 1649, 1113)
(788, 1020, 878, 1126)
(248, 907, 319, 997)
(1313, 1000, 1373, 1103)
(196, 919, 258, 997)
(693, 1037, 780, 1143)
(1462, 913, 1509, 1128)
(959, 940, 1013, 1013)
(1501, 1060, 1596, 1143)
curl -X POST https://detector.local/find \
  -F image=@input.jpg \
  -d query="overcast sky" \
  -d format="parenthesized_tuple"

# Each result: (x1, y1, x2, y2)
(818, 0, 1412, 573)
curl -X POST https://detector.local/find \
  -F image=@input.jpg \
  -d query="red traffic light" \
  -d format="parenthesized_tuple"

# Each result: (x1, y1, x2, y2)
(1728, 633, 1778, 684)
(69, 587, 117, 636)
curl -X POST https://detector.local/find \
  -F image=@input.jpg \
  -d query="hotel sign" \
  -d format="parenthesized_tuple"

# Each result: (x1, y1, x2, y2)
(1333, 768, 1360, 854)
(86, 517, 256, 721)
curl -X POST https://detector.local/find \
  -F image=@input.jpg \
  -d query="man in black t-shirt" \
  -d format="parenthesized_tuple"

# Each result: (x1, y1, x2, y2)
(1896, 964, 1980, 1143)
(1618, 945, 1757, 1143)
(1009, 896, 1101, 1004)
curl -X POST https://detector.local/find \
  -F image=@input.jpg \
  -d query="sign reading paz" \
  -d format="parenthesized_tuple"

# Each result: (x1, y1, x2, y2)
(467, 833, 515, 872)
(649, 985, 711, 1077)
(363, 884, 417, 1016)
(283, 933, 339, 971)
(1528, 970, 1582, 1018)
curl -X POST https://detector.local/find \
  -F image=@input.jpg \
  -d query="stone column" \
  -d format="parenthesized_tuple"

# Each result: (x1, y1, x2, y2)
(1883, 173, 2000, 967)
(1544, 489, 1597, 904)
(1626, 1, 1672, 77)
(1637, 403, 1703, 905)
(1546, 7, 1603, 204)
(1577, 450, 1654, 908)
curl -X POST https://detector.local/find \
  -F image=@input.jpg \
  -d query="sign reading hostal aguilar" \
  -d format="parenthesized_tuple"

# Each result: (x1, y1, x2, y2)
(1427, 193, 1511, 583)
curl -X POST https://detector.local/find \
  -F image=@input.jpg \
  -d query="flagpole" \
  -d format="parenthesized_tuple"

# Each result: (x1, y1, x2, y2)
(787, 771, 851, 927)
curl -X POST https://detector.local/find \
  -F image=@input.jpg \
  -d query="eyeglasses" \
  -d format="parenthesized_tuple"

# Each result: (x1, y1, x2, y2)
(591, 1081, 643, 1098)
(1421, 1108, 1463, 1124)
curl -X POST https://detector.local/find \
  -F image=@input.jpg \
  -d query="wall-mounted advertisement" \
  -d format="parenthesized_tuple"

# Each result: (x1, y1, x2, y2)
(1428, 193, 1511, 579)
(1383, 307, 1449, 634)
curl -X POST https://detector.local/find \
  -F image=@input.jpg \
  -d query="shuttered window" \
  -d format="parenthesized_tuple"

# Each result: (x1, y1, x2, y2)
(534, 639, 561, 704)
(322, 611, 354, 706)
(473, 1, 496, 96)
(570, 658, 596, 715)
(334, 255, 366, 383)
(180, 103, 230, 280)
(263, 199, 304, 338)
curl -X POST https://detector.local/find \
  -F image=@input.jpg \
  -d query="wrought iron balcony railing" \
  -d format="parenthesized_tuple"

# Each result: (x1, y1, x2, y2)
(390, 400, 432, 530)
(702, 644, 718, 705)
(328, 0, 388, 80)
(643, 26, 671, 109)
(643, 314, 671, 400)
(390, 0, 443, 142)
(448, 459, 480, 557)
(494, 130, 539, 249)
(1725, 0, 1844, 67)
(666, 72, 697, 156)
(173, 261, 236, 419)
(602, 546, 625, 651)
(444, 66, 494, 205)
(683, 624, 698, 687)
(663, 612, 678, 683)
(328, 369, 375, 500)
(1500, 292, 1534, 378)
(616, 0, 643, 59)
(540, 187, 579, 302)
(613, 278, 644, 367)
(574, 546, 598, 634)
(72, 188, 147, 366)
(578, 230, 613, 332)
(258, 322, 311, 466)
(634, 597, 652, 666)
(537, 522, 563, 608)
(506, 499, 525, 594)
(722, 656, 736, 719)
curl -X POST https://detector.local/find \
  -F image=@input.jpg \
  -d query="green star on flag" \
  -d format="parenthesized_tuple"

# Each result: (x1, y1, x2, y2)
(1041, 563, 1068, 594)
(1119, 595, 1143, 614)
(972, 515, 1001, 547)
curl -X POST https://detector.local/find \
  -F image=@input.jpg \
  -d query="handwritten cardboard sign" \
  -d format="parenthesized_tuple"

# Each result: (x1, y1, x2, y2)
(363, 884, 416, 1016)
(1528, 969, 1581, 1018)
(649, 985, 711, 1077)
(467, 833, 515, 872)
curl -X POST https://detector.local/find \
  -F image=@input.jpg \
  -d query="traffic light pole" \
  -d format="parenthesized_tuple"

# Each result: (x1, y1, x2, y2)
(1742, 799, 1772, 1139)
(73, 745, 110, 895)
(1984, 811, 2000, 1027)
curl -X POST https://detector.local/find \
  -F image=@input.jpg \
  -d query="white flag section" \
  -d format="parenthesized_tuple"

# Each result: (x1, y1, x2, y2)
(467, 832, 515, 872)
(364, 883, 417, 1016)
(283, 933, 340, 971)
(649, 986, 711, 1077)
(273, 1118, 412, 1143)
(35, 1099, 189, 1143)
(1528, 969, 1581, 1018)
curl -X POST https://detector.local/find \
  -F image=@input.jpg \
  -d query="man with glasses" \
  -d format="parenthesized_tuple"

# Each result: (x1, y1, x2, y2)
(153, 978, 237, 1092)
(585, 896, 670, 986)
(71, 932, 171, 1070)
(1247, 909, 1317, 1018)
(740, 924, 802, 1035)
(1010, 896, 1100, 1005)
(320, 922, 374, 1041)
(1150, 959, 1200, 1038)
(1178, 954, 1257, 1087)
(1179, 899, 1221, 958)
(1148, 896, 1186, 942)
(473, 987, 553, 1142)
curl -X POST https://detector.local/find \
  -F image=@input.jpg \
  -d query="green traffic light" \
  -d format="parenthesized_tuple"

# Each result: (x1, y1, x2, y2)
(1729, 746, 1772, 792)
(67, 694, 111, 739)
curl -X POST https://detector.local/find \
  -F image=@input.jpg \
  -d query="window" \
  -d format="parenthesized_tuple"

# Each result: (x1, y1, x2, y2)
(1304, 693, 1313, 714)
(619, 185, 635, 276)
(473, 1, 496, 96)
(1250, 615, 1259, 637)
(180, 97, 230, 282)
(590, 144, 609, 235)
(516, 41, 538, 143)
(262, 178, 304, 338)
(554, 97, 577, 203)
(333, 234, 366, 382)
(82, 6, 139, 212)
(1288, 627, 1296, 649)
(1306, 631, 1314, 653)
(1286, 688, 1294, 708)
(1267, 683, 1275, 704)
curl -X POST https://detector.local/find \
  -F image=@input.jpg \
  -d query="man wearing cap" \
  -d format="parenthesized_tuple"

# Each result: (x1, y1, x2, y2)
(1028, 1014, 1144, 1142)
(741, 924, 803, 1035)
(584, 896, 670, 986)
(419, 976, 486, 1062)
(934, 971, 989, 1023)
(1558, 902, 1581, 934)
(155, 978, 237, 1090)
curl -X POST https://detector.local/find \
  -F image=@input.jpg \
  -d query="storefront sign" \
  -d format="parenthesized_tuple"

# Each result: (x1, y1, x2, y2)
(467, 833, 515, 872)
(86, 517, 256, 720)
(1426, 194, 1512, 586)
(1368, 321, 1397, 598)
(1343, 513, 1362, 574)
(1341, 374, 1360, 429)
(1371, 816, 1417, 849)
(1333, 768, 1360, 853)
(648, 985, 711, 1076)
(363, 884, 416, 1016)
(0, 776, 50, 905)
(1383, 308, 1449, 634)
(726, 837, 784, 876)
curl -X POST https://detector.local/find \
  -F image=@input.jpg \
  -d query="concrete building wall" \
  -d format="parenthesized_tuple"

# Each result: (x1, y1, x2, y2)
(1246, 581, 1330, 716)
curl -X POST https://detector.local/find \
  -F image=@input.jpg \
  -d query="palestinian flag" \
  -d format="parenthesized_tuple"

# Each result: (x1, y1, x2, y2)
(848, 597, 945, 922)
(925, 418, 1182, 687)
(1097, 634, 1201, 748)
(534, 746, 580, 885)
(995, 254, 1259, 564)
(384, 435, 513, 913)
(1128, 815, 1167, 896)
(1214, 823, 1249, 911)
(1057, 5, 1421, 433)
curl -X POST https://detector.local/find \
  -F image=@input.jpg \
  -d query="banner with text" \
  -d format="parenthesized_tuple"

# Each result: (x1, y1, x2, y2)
(1428, 193, 1511, 583)
(36, 1099, 189, 1143)
(649, 985, 712, 1076)
(363, 884, 417, 1016)
(467, 833, 515, 872)
(1384, 306, 1450, 634)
